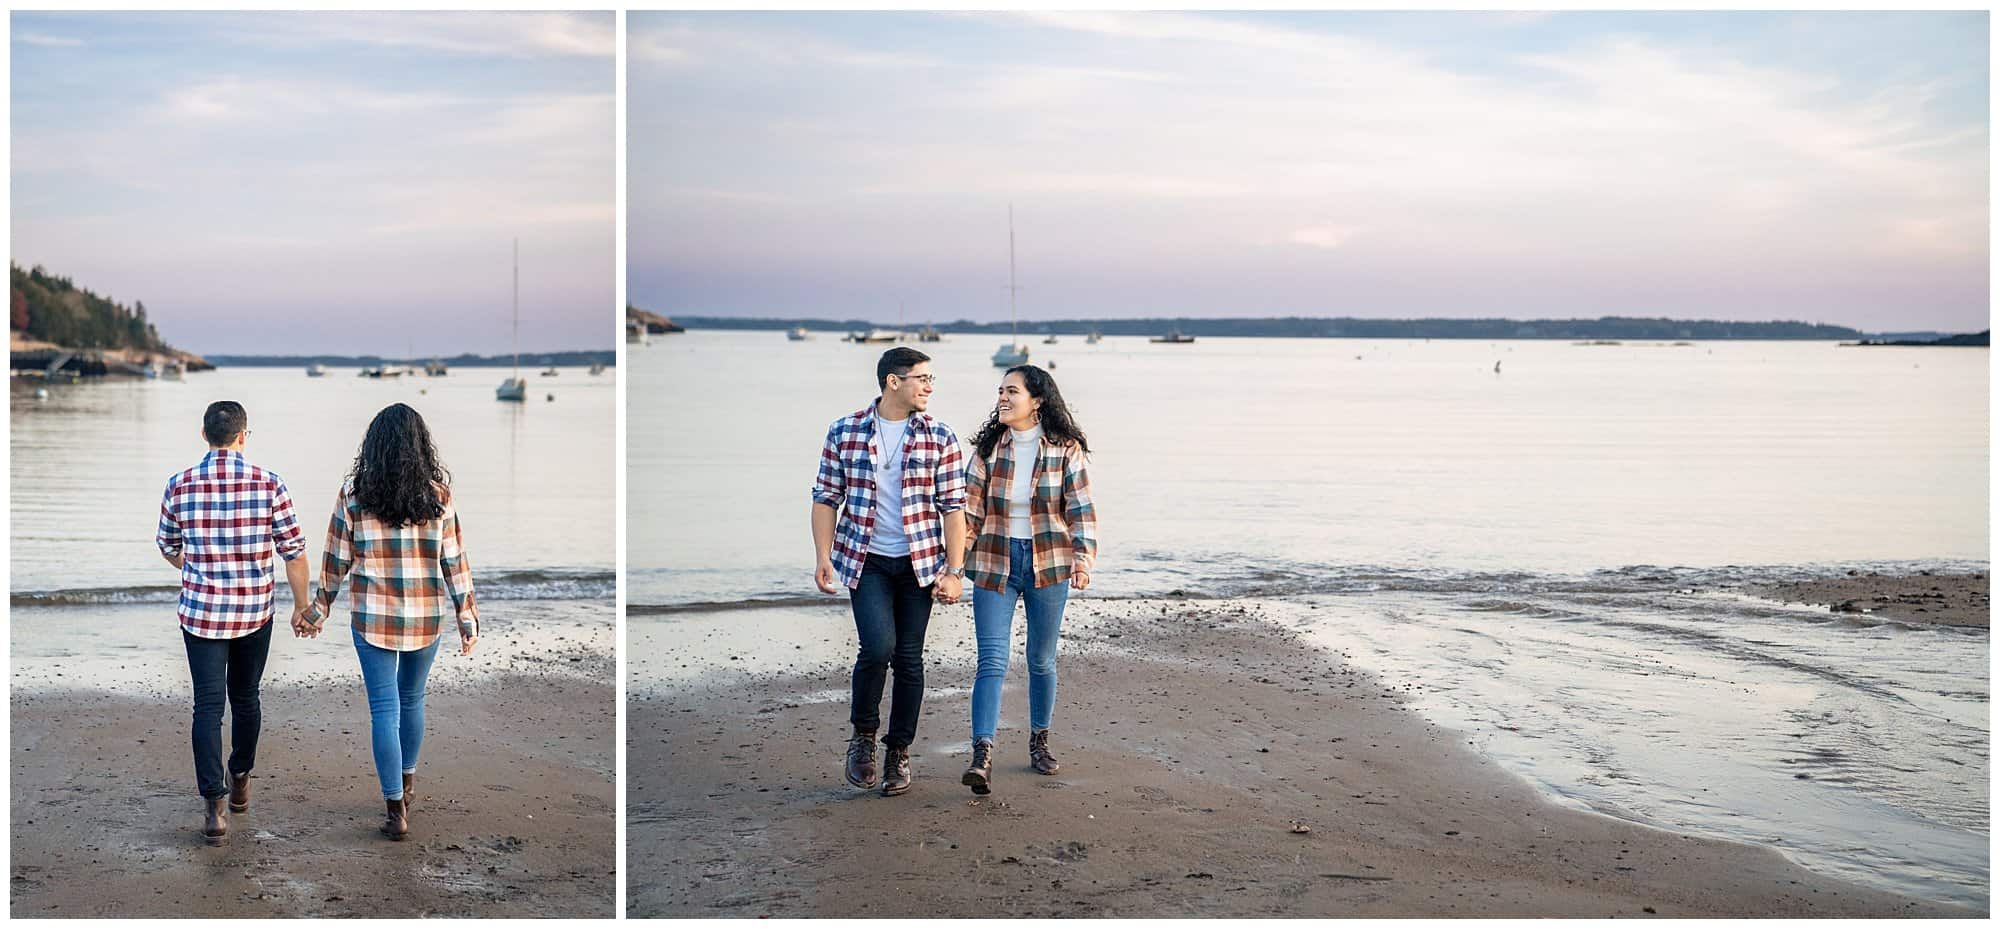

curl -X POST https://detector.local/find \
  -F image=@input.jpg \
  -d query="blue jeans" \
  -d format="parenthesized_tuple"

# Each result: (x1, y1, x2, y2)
(971, 538, 1070, 742)
(850, 554, 934, 749)
(353, 627, 441, 800)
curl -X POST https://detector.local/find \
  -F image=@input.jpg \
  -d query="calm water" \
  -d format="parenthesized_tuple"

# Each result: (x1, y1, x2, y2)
(11, 366, 616, 603)
(630, 332, 1986, 605)
(629, 330, 1988, 908)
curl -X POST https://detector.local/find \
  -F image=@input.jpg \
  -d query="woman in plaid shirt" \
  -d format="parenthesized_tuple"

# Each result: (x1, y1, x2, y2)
(958, 365, 1097, 795)
(297, 403, 479, 840)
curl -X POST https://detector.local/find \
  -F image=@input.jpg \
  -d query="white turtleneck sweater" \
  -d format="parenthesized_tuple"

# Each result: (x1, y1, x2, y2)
(1007, 424, 1043, 540)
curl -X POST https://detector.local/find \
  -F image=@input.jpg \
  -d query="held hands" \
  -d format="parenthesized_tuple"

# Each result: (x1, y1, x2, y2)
(290, 603, 325, 638)
(934, 573, 964, 604)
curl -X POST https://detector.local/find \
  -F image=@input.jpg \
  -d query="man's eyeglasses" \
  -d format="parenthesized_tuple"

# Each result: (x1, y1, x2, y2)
(892, 373, 937, 386)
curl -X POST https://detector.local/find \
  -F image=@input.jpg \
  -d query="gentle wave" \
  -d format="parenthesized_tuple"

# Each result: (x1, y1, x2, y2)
(13, 568, 614, 607)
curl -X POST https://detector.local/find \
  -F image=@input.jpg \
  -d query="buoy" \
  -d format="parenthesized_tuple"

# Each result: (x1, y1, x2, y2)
(546, 393, 555, 402)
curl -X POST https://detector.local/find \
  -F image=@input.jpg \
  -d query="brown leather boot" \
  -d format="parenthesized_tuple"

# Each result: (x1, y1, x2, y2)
(881, 745, 912, 797)
(1029, 729, 1061, 775)
(844, 730, 879, 789)
(380, 798, 409, 841)
(961, 738, 994, 795)
(228, 772, 252, 812)
(202, 797, 229, 845)
(402, 773, 415, 812)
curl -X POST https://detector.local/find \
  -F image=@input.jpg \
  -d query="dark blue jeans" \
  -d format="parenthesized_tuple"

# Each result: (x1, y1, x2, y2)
(849, 554, 934, 749)
(183, 620, 273, 800)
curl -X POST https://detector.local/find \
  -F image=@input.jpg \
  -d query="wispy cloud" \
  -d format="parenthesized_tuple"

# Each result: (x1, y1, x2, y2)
(631, 12, 1988, 329)
(15, 32, 83, 47)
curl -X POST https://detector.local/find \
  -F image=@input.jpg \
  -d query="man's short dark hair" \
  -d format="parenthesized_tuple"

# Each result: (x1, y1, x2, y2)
(877, 347, 931, 389)
(203, 401, 248, 446)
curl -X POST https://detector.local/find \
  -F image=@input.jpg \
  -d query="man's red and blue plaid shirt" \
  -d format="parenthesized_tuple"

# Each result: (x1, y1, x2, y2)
(811, 400, 967, 589)
(156, 449, 308, 639)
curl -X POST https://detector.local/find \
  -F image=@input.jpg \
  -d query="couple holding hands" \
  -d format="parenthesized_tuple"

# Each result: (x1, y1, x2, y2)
(811, 347, 1097, 798)
(158, 401, 479, 845)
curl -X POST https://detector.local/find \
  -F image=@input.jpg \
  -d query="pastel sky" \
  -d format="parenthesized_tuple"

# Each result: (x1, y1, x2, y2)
(12, 12, 614, 355)
(630, 12, 1989, 332)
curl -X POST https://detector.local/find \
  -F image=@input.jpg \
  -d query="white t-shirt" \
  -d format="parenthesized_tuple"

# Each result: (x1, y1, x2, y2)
(869, 412, 912, 556)
(1007, 425, 1043, 540)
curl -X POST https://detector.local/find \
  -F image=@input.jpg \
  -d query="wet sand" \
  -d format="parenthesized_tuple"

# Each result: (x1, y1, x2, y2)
(628, 599, 1974, 918)
(11, 614, 614, 918)
(1745, 571, 1989, 627)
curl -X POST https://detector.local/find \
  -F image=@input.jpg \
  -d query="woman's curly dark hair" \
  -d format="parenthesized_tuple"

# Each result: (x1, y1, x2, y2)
(972, 365, 1089, 460)
(348, 403, 450, 527)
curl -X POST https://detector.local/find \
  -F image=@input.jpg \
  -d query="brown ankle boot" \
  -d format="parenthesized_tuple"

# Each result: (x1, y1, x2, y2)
(202, 797, 229, 845)
(228, 772, 252, 812)
(1029, 729, 1061, 775)
(844, 730, 879, 789)
(402, 773, 415, 812)
(961, 739, 994, 795)
(881, 745, 912, 797)
(380, 798, 409, 841)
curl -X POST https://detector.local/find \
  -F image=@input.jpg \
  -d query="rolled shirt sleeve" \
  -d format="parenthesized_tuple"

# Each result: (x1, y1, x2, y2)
(1063, 449, 1097, 575)
(439, 503, 479, 641)
(156, 478, 183, 558)
(810, 422, 847, 508)
(316, 487, 357, 611)
(934, 428, 967, 515)
(269, 477, 307, 561)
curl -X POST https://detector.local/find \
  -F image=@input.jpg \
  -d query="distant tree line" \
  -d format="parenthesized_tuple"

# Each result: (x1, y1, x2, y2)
(670, 314, 1868, 341)
(10, 263, 170, 351)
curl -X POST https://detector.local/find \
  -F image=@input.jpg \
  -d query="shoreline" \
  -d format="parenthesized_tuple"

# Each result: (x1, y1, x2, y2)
(10, 604, 615, 918)
(627, 596, 1977, 917)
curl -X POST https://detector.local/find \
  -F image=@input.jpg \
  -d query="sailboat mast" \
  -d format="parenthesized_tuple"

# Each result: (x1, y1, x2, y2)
(1008, 204, 1018, 344)
(512, 237, 520, 377)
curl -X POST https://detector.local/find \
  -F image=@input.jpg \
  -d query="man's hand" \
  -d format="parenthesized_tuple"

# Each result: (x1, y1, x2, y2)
(934, 573, 964, 604)
(814, 559, 841, 595)
(1071, 568, 1091, 591)
(460, 634, 478, 657)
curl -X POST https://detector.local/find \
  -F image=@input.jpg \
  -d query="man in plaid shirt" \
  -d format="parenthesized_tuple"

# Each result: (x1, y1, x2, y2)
(156, 400, 311, 844)
(811, 347, 968, 796)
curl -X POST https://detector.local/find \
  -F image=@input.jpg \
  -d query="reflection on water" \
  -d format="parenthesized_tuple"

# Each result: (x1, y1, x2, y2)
(11, 367, 615, 595)
(1292, 585, 1988, 909)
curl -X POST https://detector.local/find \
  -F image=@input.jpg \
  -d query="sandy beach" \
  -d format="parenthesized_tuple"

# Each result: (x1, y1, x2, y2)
(10, 603, 615, 918)
(627, 596, 1977, 918)
(1745, 571, 1989, 628)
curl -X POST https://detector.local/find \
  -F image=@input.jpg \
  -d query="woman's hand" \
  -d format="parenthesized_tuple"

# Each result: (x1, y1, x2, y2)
(1071, 568, 1091, 591)
(460, 634, 478, 657)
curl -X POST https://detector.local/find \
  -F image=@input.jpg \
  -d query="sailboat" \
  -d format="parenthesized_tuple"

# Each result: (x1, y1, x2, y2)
(991, 205, 1030, 368)
(496, 239, 527, 402)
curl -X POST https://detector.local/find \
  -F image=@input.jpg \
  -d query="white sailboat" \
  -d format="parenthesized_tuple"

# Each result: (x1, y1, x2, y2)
(991, 205, 1030, 368)
(496, 238, 527, 402)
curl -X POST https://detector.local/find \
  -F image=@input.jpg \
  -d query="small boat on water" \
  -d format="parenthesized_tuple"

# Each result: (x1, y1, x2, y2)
(786, 327, 810, 342)
(848, 329, 902, 344)
(306, 363, 328, 377)
(589, 362, 606, 376)
(497, 238, 526, 403)
(1150, 329, 1196, 344)
(360, 365, 410, 378)
(1042, 334, 1059, 345)
(541, 367, 559, 377)
(993, 206, 1030, 368)
(1086, 329, 1102, 345)
(917, 325, 942, 343)
(142, 362, 160, 379)
(425, 359, 448, 376)
(164, 361, 185, 381)
(627, 320, 651, 346)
